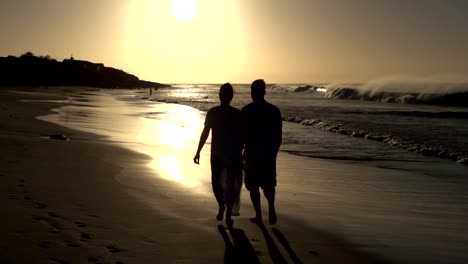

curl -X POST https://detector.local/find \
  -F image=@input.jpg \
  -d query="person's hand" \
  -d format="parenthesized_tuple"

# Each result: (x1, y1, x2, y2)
(193, 153, 200, 164)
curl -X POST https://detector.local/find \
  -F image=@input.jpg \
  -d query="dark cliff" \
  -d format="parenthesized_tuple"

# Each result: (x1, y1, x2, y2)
(0, 52, 166, 89)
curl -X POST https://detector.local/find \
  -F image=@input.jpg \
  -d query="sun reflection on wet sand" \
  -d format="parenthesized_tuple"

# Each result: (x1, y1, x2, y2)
(141, 104, 211, 189)
(151, 153, 202, 188)
(39, 91, 213, 193)
(159, 155, 183, 180)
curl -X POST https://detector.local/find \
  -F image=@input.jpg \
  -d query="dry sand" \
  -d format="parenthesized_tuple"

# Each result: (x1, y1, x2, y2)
(1, 87, 387, 263)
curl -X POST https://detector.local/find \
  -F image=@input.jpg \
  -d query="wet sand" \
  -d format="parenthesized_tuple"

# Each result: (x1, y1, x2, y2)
(1, 87, 388, 263)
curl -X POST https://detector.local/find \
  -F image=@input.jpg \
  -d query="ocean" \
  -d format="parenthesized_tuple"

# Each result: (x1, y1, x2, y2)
(149, 83, 468, 165)
(37, 85, 468, 263)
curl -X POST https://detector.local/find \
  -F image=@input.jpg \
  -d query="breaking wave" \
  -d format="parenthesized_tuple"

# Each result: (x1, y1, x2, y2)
(326, 77, 468, 107)
(271, 84, 326, 93)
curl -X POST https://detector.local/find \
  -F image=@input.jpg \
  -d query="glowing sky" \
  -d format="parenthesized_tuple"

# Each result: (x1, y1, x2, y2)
(1, 0, 467, 83)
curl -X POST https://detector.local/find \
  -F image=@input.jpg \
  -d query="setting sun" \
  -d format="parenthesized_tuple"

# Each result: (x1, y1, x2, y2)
(171, 0, 198, 22)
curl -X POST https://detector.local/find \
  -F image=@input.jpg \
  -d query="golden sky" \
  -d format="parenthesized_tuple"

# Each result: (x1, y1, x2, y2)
(1, 0, 467, 83)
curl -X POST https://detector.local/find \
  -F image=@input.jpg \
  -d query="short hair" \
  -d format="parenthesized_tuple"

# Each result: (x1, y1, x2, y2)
(219, 83, 234, 105)
(251, 79, 266, 92)
(251, 79, 266, 99)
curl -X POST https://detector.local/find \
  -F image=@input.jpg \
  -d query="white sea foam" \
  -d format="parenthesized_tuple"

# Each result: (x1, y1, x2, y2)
(325, 76, 468, 107)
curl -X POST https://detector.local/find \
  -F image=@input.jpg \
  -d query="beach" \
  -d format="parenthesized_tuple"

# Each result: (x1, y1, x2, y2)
(2, 87, 468, 264)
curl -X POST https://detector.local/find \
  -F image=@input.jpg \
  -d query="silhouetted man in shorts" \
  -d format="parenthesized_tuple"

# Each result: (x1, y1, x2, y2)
(194, 83, 243, 227)
(242, 79, 282, 225)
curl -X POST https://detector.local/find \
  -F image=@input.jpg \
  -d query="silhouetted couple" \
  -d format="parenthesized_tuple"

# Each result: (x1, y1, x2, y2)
(194, 79, 282, 227)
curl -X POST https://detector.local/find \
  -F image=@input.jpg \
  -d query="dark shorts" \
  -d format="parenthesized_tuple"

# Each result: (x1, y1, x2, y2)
(243, 159, 277, 191)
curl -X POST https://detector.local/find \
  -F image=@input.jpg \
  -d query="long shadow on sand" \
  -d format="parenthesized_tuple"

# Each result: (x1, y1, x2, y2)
(218, 225, 261, 264)
(254, 223, 289, 264)
(272, 227, 303, 264)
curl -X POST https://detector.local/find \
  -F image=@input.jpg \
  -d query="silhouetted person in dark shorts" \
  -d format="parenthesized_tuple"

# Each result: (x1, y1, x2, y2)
(194, 83, 243, 227)
(242, 79, 282, 225)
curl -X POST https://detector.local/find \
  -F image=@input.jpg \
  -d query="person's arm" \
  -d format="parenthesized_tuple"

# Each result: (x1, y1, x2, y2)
(240, 110, 247, 160)
(275, 127, 282, 154)
(274, 108, 283, 155)
(193, 126, 210, 164)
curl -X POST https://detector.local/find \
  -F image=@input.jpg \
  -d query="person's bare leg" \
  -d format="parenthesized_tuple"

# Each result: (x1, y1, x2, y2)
(225, 168, 236, 227)
(249, 188, 263, 223)
(225, 204, 233, 227)
(211, 161, 225, 221)
(212, 182, 225, 221)
(263, 187, 277, 225)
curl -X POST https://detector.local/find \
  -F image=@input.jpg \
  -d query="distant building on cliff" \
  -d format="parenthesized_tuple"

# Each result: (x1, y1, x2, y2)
(63, 56, 104, 72)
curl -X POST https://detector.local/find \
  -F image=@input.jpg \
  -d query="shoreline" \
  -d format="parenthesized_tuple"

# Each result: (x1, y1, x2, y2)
(146, 86, 468, 165)
(1, 87, 390, 263)
(282, 115, 468, 164)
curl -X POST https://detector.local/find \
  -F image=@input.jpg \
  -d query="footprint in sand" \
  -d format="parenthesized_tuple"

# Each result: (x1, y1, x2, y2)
(32, 215, 63, 234)
(17, 179, 25, 189)
(74, 221, 86, 228)
(48, 222, 62, 234)
(39, 241, 52, 248)
(64, 240, 81, 248)
(87, 257, 123, 264)
(87, 257, 99, 263)
(308, 250, 319, 256)
(34, 202, 48, 209)
(48, 212, 61, 218)
(71, 201, 84, 208)
(142, 237, 157, 245)
(23, 189, 32, 201)
(49, 257, 69, 264)
(80, 232, 93, 242)
(106, 245, 127, 253)
(48, 219, 62, 229)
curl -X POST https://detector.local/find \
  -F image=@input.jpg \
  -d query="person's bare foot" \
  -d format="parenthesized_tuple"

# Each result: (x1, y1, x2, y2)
(216, 207, 225, 221)
(269, 208, 277, 225)
(226, 218, 233, 228)
(249, 216, 263, 224)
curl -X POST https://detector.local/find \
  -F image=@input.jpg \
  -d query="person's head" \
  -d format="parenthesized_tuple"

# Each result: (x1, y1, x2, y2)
(251, 79, 266, 102)
(219, 83, 234, 106)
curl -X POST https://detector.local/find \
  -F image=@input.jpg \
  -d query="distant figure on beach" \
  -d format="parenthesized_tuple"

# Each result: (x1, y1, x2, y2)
(242, 79, 282, 225)
(194, 83, 243, 227)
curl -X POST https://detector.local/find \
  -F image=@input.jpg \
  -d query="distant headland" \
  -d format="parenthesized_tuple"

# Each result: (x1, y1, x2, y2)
(0, 52, 167, 89)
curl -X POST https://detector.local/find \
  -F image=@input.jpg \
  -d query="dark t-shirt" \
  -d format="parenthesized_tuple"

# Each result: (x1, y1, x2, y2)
(242, 100, 282, 161)
(205, 105, 243, 162)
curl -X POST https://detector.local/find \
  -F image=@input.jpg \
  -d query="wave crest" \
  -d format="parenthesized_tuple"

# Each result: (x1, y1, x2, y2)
(271, 84, 325, 93)
(326, 77, 468, 107)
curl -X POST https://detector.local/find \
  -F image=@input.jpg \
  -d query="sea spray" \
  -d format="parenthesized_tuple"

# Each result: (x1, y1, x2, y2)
(325, 76, 468, 107)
